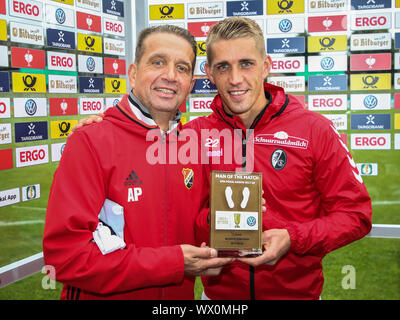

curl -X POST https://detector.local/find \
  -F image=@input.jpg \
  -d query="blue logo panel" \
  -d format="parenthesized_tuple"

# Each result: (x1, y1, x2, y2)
(103, 0, 124, 17)
(0, 72, 9, 92)
(227, 0, 263, 17)
(47, 28, 75, 50)
(266, 37, 305, 54)
(308, 75, 347, 92)
(15, 121, 48, 143)
(395, 33, 400, 50)
(351, 114, 391, 130)
(351, 0, 391, 10)
(191, 79, 217, 94)
(79, 77, 104, 94)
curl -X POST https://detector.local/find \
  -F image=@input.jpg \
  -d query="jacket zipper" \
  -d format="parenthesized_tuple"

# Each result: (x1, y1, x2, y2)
(161, 131, 168, 300)
(241, 131, 256, 301)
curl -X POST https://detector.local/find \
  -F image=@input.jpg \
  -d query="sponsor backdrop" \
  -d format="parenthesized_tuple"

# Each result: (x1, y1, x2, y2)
(147, 0, 400, 174)
(0, 0, 127, 218)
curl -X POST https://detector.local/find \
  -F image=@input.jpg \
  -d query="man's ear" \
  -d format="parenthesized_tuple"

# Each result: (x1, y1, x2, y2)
(263, 55, 272, 79)
(128, 63, 137, 90)
(204, 62, 215, 84)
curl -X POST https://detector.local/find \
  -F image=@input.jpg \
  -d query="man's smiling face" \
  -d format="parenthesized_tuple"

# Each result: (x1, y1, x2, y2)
(129, 32, 195, 114)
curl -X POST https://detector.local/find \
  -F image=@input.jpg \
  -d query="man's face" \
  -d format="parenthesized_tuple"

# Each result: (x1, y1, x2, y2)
(129, 32, 195, 114)
(205, 37, 271, 118)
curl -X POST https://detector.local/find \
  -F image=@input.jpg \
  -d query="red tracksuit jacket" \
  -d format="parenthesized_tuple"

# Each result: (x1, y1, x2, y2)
(187, 83, 372, 299)
(43, 95, 205, 300)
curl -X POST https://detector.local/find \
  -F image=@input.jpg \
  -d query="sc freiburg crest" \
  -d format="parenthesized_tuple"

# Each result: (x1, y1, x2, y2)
(182, 168, 194, 189)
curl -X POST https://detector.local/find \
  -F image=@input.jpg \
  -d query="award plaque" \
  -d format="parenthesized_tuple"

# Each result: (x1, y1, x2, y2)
(210, 171, 263, 257)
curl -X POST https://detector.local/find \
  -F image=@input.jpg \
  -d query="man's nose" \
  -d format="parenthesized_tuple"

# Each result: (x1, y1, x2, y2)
(229, 66, 243, 85)
(163, 63, 177, 82)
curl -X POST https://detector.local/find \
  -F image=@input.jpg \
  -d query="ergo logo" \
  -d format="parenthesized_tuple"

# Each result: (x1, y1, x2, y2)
(271, 59, 301, 70)
(355, 16, 387, 27)
(13, 0, 40, 16)
(82, 101, 102, 111)
(105, 21, 123, 33)
(192, 99, 211, 110)
(50, 56, 73, 68)
(19, 148, 46, 162)
(16, 145, 49, 168)
(0, 102, 6, 114)
(355, 136, 387, 146)
(313, 98, 343, 107)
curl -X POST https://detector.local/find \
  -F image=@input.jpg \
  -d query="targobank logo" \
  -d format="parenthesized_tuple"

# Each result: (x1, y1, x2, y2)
(351, 0, 391, 10)
(227, 0, 263, 17)
(266, 37, 305, 54)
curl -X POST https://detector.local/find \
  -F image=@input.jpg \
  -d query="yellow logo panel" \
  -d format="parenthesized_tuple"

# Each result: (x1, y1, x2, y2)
(397, 0, 400, 7)
(52, 0, 74, 5)
(149, 4, 185, 20)
(350, 73, 391, 91)
(308, 35, 347, 52)
(105, 78, 127, 94)
(267, 0, 304, 14)
(77, 33, 102, 53)
(395, 114, 400, 130)
(12, 73, 46, 93)
(50, 120, 78, 139)
(196, 41, 207, 56)
(0, 20, 7, 41)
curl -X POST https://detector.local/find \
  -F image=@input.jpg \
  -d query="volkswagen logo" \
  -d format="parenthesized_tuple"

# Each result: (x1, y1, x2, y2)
(320, 57, 334, 70)
(55, 8, 66, 24)
(200, 61, 206, 74)
(86, 57, 96, 72)
(279, 19, 292, 33)
(25, 99, 37, 116)
(363, 95, 378, 109)
(247, 216, 256, 227)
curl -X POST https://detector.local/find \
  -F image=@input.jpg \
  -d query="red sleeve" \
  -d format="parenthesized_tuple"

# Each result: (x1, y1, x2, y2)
(43, 130, 184, 295)
(285, 119, 372, 257)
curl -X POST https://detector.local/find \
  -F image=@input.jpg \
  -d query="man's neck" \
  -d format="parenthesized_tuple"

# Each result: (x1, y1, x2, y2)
(129, 91, 180, 133)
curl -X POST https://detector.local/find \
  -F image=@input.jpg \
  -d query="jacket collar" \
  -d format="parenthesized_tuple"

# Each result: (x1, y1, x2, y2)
(115, 91, 182, 134)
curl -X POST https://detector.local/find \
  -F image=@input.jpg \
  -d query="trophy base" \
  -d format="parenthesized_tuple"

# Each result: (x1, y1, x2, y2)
(217, 248, 262, 258)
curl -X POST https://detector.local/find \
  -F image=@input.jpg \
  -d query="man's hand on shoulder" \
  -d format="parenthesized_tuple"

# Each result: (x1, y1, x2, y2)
(69, 113, 105, 137)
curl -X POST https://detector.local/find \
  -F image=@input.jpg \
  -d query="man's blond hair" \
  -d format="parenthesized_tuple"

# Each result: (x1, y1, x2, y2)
(206, 17, 266, 64)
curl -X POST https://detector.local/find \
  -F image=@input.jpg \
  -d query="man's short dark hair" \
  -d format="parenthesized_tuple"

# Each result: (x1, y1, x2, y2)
(135, 25, 197, 74)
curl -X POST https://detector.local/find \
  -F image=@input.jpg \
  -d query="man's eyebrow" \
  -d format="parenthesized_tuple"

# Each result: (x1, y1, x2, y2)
(148, 53, 167, 61)
(148, 53, 192, 70)
(214, 58, 256, 66)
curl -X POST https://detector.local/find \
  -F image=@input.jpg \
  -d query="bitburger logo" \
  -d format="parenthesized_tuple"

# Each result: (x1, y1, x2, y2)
(182, 168, 194, 189)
